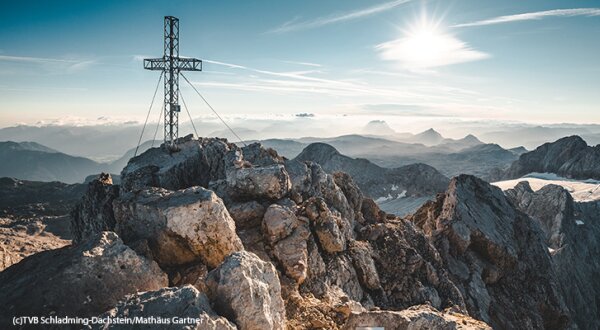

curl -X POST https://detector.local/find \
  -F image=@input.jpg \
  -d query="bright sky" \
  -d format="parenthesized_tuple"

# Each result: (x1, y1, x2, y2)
(1, 0, 599, 127)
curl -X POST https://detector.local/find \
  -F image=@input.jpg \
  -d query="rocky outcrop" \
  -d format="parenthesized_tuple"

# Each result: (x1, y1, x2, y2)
(344, 305, 491, 330)
(503, 135, 600, 180)
(505, 182, 600, 330)
(7, 134, 596, 330)
(0, 232, 167, 326)
(411, 175, 569, 329)
(114, 186, 243, 268)
(120, 136, 234, 192)
(96, 286, 236, 330)
(205, 251, 286, 330)
(358, 217, 464, 312)
(71, 173, 119, 243)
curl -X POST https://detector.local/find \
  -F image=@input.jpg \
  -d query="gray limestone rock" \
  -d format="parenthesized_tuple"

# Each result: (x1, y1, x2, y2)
(205, 251, 286, 330)
(114, 186, 243, 268)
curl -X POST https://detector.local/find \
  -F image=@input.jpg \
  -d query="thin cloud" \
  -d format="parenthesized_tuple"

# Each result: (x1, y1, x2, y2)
(0, 54, 96, 72)
(268, 0, 412, 34)
(453, 8, 600, 28)
(0, 55, 79, 64)
(282, 60, 322, 67)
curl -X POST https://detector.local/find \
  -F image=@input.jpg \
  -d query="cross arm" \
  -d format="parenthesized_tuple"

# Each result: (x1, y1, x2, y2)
(143, 57, 202, 71)
(177, 57, 202, 71)
(143, 58, 166, 71)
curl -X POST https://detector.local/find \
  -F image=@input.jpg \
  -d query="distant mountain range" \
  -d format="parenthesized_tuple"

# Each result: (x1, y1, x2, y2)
(0, 140, 157, 183)
(3, 120, 600, 160)
(257, 130, 522, 179)
(295, 142, 449, 198)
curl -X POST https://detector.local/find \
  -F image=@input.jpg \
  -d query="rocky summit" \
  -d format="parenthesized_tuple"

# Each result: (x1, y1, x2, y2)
(1, 134, 598, 329)
(503, 135, 600, 180)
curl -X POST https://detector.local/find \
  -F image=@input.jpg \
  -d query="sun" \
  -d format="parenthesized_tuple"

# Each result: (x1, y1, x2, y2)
(402, 21, 449, 64)
(376, 13, 489, 70)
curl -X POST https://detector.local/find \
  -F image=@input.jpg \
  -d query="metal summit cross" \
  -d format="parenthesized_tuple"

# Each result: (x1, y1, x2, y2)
(144, 16, 202, 150)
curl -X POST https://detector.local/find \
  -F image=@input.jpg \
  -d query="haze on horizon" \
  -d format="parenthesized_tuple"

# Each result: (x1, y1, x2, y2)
(1, 0, 600, 129)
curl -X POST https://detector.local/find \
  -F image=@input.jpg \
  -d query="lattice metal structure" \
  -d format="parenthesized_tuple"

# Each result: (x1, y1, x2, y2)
(144, 16, 202, 150)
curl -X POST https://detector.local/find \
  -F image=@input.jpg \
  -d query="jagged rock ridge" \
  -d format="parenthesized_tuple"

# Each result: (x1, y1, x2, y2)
(2, 134, 597, 329)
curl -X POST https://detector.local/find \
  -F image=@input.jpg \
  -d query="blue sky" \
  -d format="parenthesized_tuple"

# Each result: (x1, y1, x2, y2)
(1, 0, 599, 128)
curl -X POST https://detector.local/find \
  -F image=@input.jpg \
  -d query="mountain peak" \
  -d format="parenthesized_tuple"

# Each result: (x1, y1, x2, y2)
(413, 128, 444, 145)
(462, 134, 481, 143)
(295, 142, 340, 164)
(363, 120, 396, 135)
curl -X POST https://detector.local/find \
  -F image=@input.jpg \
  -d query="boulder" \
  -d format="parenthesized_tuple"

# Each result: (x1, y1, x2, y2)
(205, 251, 286, 330)
(344, 305, 492, 330)
(0, 232, 167, 325)
(226, 164, 291, 201)
(71, 173, 119, 243)
(95, 286, 236, 330)
(114, 186, 243, 268)
(263, 204, 310, 283)
(262, 204, 299, 244)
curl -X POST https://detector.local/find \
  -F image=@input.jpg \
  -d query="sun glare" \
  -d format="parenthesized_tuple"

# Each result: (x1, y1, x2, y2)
(376, 13, 489, 70)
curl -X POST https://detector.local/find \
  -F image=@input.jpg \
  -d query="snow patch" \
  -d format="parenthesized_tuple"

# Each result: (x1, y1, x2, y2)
(375, 194, 394, 203)
(492, 173, 600, 203)
(376, 189, 407, 203)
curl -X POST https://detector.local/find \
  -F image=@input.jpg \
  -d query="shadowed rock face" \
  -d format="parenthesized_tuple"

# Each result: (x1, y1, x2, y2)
(71, 173, 119, 244)
(0, 232, 167, 326)
(506, 182, 600, 330)
(411, 175, 570, 329)
(503, 135, 600, 180)
(96, 286, 236, 330)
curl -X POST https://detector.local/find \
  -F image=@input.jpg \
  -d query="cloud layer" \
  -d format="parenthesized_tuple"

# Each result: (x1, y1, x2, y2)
(453, 8, 600, 28)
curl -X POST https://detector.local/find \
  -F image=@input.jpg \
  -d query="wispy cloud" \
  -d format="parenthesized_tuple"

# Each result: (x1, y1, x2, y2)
(282, 60, 322, 68)
(0, 54, 96, 72)
(268, 0, 412, 34)
(453, 8, 600, 28)
(196, 58, 490, 118)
